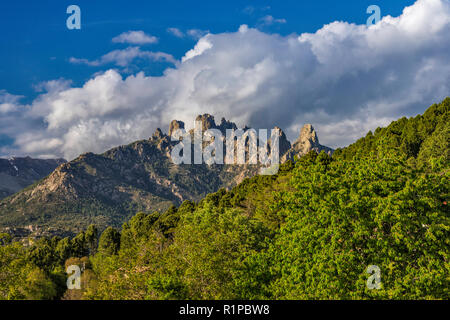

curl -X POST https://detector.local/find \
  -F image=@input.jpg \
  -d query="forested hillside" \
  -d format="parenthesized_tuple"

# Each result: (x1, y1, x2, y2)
(0, 98, 448, 300)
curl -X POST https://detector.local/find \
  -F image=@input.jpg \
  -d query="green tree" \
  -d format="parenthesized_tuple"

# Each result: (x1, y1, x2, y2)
(98, 227, 121, 256)
(85, 225, 99, 255)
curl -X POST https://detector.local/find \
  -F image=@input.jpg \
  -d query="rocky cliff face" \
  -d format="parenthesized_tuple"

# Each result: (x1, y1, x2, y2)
(282, 124, 333, 162)
(0, 115, 332, 235)
(0, 157, 66, 199)
(168, 120, 185, 137)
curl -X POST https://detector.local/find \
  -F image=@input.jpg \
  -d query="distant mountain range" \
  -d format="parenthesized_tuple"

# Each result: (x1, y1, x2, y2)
(0, 157, 66, 200)
(0, 114, 332, 237)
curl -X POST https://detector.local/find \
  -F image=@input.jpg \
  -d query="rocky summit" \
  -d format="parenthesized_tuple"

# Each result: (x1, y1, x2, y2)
(281, 124, 333, 162)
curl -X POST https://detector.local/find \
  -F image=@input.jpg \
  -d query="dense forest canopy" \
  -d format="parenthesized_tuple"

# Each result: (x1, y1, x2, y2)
(0, 98, 448, 300)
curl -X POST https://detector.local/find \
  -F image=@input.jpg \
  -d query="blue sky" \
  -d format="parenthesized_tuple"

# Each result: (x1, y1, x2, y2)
(0, 0, 415, 101)
(1, 0, 449, 160)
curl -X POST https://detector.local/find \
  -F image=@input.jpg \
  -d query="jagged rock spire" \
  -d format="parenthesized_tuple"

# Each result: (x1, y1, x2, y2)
(281, 124, 333, 161)
(152, 128, 164, 140)
(299, 124, 319, 145)
(292, 124, 320, 152)
(195, 114, 216, 131)
(271, 126, 291, 156)
(168, 120, 185, 137)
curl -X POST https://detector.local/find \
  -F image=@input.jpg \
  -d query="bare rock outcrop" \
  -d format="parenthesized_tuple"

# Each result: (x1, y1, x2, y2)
(281, 124, 333, 161)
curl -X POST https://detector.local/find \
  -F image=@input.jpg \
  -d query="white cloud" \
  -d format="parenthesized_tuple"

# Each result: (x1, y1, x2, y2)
(33, 79, 72, 93)
(69, 47, 177, 67)
(167, 27, 185, 38)
(167, 28, 209, 40)
(182, 37, 213, 62)
(187, 29, 210, 39)
(1, 0, 450, 160)
(112, 30, 158, 45)
(259, 15, 287, 25)
(0, 91, 23, 114)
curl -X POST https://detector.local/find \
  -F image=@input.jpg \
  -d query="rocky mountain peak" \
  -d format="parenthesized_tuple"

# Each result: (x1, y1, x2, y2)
(152, 128, 165, 140)
(168, 120, 185, 137)
(272, 126, 291, 156)
(219, 117, 238, 132)
(298, 124, 319, 146)
(192, 114, 239, 135)
(281, 124, 333, 162)
(196, 114, 217, 131)
(291, 124, 320, 152)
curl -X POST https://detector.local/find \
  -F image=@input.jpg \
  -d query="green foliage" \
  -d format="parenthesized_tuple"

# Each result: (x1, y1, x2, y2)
(1, 98, 449, 300)
(0, 233, 12, 245)
(266, 155, 449, 299)
(168, 203, 270, 299)
(98, 227, 121, 256)
(0, 242, 58, 300)
(84, 224, 99, 255)
(334, 97, 449, 164)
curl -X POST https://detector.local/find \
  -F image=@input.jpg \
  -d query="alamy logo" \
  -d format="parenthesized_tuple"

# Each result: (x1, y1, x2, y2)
(367, 5, 381, 26)
(170, 121, 280, 175)
(66, 265, 81, 289)
(366, 265, 382, 290)
(66, 5, 81, 30)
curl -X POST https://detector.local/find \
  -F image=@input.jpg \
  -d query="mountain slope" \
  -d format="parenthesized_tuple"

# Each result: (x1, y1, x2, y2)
(0, 115, 332, 236)
(333, 97, 449, 162)
(0, 157, 66, 199)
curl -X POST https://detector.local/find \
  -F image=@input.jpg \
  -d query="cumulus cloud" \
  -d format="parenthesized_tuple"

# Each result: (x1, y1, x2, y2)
(69, 47, 177, 67)
(0, 91, 23, 114)
(1, 0, 450, 160)
(32, 79, 72, 93)
(182, 37, 213, 62)
(112, 30, 158, 44)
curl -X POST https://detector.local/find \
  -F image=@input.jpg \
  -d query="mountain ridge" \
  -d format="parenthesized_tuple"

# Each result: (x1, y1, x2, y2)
(0, 115, 332, 237)
(0, 157, 66, 200)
